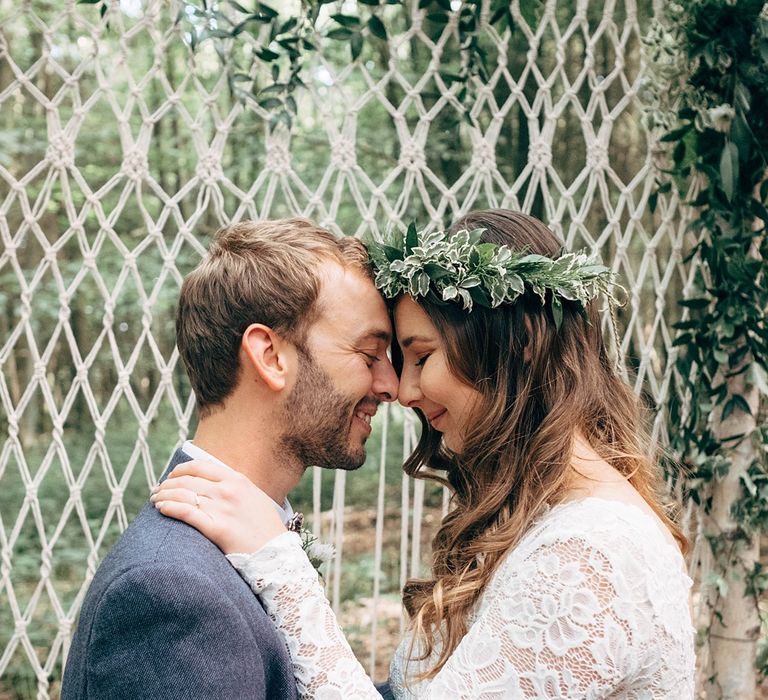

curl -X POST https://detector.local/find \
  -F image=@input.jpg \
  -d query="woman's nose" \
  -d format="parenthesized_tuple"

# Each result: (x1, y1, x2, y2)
(396, 365, 422, 408)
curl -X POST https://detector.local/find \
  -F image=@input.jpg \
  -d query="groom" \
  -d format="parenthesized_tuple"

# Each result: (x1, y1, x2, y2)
(62, 219, 399, 699)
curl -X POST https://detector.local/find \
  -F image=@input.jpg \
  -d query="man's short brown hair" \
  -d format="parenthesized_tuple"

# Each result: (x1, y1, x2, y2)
(176, 218, 370, 415)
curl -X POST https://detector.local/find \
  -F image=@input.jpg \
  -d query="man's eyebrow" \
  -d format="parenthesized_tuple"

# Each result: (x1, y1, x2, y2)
(355, 329, 392, 344)
(400, 334, 433, 349)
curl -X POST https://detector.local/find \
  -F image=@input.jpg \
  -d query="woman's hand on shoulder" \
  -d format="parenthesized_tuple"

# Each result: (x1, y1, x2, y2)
(151, 459, 286, 554)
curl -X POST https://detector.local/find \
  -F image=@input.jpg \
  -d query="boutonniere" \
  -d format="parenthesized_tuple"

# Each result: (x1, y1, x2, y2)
(286, 512, 335, 575)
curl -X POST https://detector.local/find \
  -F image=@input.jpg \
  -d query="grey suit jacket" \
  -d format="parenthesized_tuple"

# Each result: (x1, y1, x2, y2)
(61, 449, 298, 699)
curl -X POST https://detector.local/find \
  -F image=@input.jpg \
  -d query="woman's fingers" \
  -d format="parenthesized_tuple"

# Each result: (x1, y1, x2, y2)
(153, 459, 287, 553)
(154, 499, 215, 535)
(169, 459, 235, 482)
(155, 474, 217, 497)
(149, 487, 200, 508)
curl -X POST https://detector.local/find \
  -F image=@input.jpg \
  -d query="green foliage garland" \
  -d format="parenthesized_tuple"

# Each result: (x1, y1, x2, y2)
(367, 224, 618, 326)
(643, 0, 768, 680)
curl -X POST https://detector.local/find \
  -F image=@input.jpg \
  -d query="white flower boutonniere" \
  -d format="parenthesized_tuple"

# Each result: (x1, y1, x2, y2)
(286, 512, 335, 576)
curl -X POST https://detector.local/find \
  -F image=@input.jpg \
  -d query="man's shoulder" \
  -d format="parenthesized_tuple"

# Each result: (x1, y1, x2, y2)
(107, 500, 220, 564)
(88, 502, 244, 605)
(93, 449, 222, 577)
(63, 452, 299, 699)
(81, 447, 249, 612)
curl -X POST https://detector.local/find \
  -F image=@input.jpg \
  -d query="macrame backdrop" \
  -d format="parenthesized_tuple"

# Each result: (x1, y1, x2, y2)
(0, 0, 707, 697)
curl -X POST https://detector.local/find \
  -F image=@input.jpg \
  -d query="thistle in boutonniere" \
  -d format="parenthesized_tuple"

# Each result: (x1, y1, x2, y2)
(286, 512, 335, 575)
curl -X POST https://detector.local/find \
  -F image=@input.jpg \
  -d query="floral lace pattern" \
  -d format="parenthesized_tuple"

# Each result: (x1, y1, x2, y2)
(228, 498, 695, 699)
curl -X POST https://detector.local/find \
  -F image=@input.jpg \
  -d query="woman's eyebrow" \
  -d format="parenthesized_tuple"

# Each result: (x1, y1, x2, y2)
(400, 334, 434, 349)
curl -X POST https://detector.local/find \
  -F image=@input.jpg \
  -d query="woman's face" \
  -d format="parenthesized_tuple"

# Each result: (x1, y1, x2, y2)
(394, 296, 481, 452)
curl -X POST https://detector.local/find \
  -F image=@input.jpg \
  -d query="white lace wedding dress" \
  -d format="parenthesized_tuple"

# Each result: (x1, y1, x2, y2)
(228, 497, 695, 699)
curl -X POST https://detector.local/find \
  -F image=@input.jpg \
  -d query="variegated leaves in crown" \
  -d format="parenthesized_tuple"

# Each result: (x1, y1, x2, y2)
(367, 223, 621, 328)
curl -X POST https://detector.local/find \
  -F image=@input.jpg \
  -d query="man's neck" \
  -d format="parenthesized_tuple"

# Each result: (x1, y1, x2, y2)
(191, 414, 303, 506)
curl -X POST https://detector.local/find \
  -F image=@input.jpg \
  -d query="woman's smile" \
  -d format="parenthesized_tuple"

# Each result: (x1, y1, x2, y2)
(426, 408, 447, 430)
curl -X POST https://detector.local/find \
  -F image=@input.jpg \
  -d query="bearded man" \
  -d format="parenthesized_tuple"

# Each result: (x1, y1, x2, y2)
(62, 219, 399, 699)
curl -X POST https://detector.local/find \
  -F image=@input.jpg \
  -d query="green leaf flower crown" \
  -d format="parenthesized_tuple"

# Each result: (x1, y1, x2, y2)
(367, 223, 623, 328)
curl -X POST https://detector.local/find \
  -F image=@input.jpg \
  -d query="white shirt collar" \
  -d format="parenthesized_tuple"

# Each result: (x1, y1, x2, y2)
(180, 440, 294, 524)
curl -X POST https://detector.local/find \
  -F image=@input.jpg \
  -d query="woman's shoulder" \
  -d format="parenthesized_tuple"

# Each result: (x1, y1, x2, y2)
(464, 497, 696, 697)
(531, 496, 680, 548)
(500, 497, 692, 591)
(479, 497, 694, 642)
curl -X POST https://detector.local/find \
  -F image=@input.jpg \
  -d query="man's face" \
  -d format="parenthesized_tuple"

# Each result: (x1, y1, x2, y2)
(279, 262, 399, 470)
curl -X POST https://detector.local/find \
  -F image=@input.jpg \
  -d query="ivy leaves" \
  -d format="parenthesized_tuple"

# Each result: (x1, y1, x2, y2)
(648, 15, 768, 677)
(176, 1, 318, 129)
(326, 5, 393, 61)
(170, 0, 540, 130)
(174, 1, 401, 126)
(76, 0, 547, 131)
(173, 1, 408, 129)
(650, 0, 768, 573)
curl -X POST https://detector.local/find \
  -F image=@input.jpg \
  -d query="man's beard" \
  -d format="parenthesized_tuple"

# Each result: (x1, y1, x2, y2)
(278, 347, 367, 471)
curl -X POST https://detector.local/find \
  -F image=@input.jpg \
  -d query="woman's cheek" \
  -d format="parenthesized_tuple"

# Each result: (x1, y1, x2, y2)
(421, 354, 447, 400)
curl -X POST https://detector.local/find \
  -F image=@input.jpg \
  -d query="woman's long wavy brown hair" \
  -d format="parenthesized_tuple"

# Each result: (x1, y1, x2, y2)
(398, 209, 686, 679)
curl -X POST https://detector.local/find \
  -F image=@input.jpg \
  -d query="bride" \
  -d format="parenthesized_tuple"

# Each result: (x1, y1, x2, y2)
(152, 209, 695, 698)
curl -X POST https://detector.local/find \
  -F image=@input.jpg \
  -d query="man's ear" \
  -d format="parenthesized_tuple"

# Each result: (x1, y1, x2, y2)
(241, 324, 291, 392)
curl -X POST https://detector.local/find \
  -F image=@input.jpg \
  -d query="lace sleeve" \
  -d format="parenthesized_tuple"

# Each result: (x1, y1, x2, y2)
(414, 534, 644, 698)
(228, 532, 381, 699)
(228, 529, 667, 699)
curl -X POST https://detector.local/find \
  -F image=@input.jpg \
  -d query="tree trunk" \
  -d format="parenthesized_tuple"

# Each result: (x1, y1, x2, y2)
(708, 371, 761, 700)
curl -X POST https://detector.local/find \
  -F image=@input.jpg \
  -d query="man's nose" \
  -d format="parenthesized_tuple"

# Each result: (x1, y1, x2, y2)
(372, 355, 399, 403)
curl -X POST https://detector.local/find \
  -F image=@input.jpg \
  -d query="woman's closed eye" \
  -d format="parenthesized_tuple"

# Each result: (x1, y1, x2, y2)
(415, 353, 431, 367)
